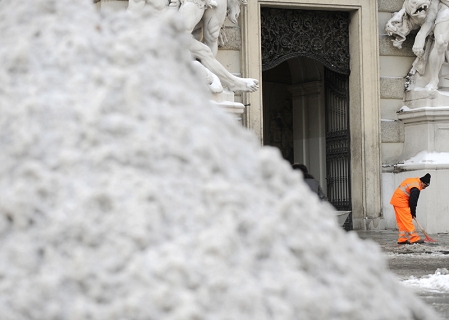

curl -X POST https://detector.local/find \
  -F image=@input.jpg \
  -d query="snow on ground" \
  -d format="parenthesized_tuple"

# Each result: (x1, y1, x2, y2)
(403, 269, 449, 293)
(0, 0, 441, 319)
(384, 242, 449, 256)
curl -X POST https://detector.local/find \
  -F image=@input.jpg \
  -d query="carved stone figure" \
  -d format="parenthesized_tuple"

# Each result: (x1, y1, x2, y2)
(191, 60, 223, 93)
(128, 0, 259, 93)
(386, 0, 449, 91)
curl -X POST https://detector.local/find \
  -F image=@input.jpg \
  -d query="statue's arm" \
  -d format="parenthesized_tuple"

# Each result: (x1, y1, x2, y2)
(413, 0, 439, 57)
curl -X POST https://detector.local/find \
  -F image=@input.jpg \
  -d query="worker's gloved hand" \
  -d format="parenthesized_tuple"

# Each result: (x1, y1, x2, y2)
(410, 207, 416, 218)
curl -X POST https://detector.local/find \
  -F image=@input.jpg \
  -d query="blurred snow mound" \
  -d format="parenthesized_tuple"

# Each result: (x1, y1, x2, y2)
(0, 0, 440, 319)
(403, 269, 449, 293)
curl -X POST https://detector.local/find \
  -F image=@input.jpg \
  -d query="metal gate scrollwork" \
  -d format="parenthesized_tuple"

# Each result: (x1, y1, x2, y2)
(325, 68, 352, 230)
(261, 8, 350, 75)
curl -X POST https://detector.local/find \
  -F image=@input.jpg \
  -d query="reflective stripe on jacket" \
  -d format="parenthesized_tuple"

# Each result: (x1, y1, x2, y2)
(390, 177, 423, 207)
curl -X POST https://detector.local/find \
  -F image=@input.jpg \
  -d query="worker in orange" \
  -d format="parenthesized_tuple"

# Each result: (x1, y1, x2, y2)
(390, 173, 431, 245)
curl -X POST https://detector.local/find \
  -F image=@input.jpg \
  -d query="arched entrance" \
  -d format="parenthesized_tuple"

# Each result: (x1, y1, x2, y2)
(243, 0, 381, 230)
(261, 8, 352, 227)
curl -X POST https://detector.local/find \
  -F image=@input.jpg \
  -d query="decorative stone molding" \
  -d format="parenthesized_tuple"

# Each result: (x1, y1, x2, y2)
(218, 26, 241, 51)
(404, 90, 449, 109)
(398, 106, 449, 125)
(260, 8, 349, 75)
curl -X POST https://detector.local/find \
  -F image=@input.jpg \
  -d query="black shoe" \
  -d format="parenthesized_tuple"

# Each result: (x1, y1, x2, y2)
(397, 241, 410, 245)
(410, 239, 424, 244)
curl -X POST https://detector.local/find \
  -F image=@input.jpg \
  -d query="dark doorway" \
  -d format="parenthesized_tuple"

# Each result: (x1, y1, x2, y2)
(261, 8, 352, 228)
(262, 60, 294, 164)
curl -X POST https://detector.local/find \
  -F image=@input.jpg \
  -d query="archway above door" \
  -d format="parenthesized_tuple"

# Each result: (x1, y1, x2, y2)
(288, 57, 322, 84)
(261, 8, 350, 75)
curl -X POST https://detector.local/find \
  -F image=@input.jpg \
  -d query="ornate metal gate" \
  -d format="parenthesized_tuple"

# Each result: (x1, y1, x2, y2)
(261, 8, 350, 74)
(325, 68, 352, 229)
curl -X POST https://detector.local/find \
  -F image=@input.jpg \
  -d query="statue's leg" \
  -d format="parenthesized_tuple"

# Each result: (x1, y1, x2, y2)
(202, 7, 227, 57)
(179, 1, 258, 92)
(192, 60, 223, 93)
(426, 22, 449, 90)
(189, 37, 259, 92)
(202, 9, 221, 57)
(178, 2, 206, 33)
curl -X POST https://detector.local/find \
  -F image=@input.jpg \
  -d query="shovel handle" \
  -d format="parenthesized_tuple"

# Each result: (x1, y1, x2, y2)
(413, 217, 426, 235)
(413, 217, 437, 242)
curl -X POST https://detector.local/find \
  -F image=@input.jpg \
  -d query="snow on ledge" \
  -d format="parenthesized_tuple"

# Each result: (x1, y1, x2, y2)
(396, 151, 449, 169)
(399, 105, 449, 113)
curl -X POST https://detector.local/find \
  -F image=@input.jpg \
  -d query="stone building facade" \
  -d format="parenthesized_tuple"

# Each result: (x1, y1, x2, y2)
(97, 0, 449, 233)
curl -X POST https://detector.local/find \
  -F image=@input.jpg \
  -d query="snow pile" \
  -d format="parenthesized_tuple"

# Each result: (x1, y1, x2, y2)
(0, 0, 440, 319)
(403, 269, 449, 293)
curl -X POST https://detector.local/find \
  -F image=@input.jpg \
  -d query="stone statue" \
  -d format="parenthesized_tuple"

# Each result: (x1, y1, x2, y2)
(386, 0, 449, 91)
(128, 0, 259, 93)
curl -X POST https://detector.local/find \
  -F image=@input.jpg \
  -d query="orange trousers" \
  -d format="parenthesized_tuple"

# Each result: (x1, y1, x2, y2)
(393, 206, 420, 243)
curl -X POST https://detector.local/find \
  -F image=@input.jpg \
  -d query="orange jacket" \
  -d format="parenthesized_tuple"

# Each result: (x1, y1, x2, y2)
(390, 177, 423, 207)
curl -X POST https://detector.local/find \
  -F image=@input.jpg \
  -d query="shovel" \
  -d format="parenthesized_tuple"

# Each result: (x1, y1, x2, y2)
(413, 217, 437, 243)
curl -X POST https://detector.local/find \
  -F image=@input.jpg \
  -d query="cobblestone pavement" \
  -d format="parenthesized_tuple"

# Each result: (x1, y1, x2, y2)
(356, 230, 449, 319)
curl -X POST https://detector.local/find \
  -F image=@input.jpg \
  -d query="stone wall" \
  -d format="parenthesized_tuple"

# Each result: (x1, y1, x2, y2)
(378, 1, 449, 233)
(378, 0, 407, 229)
(378, 0, 410, 168)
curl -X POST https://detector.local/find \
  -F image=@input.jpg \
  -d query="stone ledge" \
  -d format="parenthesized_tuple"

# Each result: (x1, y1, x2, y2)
(404, 90, 449, 108)
(395, 163, 449, 170)
(397, 107, 449, 123)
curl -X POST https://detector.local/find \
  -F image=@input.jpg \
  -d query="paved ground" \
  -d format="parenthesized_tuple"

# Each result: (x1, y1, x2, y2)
(356, 230, 449, 319)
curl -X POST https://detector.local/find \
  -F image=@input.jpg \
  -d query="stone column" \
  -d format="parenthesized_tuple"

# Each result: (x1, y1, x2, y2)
(288, 81, 326, 192)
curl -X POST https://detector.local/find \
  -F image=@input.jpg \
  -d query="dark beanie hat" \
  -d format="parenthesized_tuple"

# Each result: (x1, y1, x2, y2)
(420, 173, 431, 185)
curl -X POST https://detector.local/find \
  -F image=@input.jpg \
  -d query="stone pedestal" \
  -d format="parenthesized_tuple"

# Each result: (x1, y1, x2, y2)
(409, 62, 449, 91)
(399, 90, 449, 162)
(403, 89, 449, 109)
(211, 89, 245, 123)
(394, 90, 449, 233)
